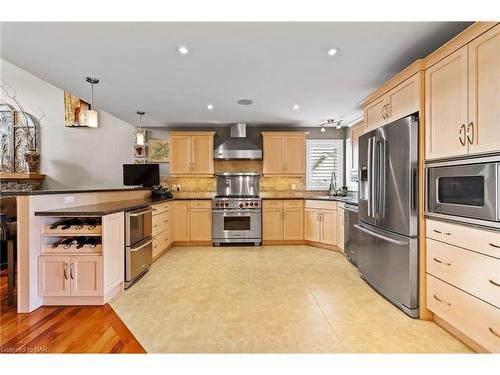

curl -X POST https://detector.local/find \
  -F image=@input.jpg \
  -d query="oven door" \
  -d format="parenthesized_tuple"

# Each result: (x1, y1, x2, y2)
(427, 162, 499, 222)
(212, 210, 261, 240)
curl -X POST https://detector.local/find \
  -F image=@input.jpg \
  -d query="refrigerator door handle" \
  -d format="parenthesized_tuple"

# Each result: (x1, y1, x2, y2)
(371, 136, 378, 218)
(367, 137, 373, 217)
(354, 224, 409, 246)
(376, 136, 386, 219)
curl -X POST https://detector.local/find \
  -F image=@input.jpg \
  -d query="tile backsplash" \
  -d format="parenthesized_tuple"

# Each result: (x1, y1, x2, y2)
(161, 160, 322, 194)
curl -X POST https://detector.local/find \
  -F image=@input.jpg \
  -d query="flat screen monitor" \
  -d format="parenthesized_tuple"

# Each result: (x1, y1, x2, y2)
(123, 164, 160, 187)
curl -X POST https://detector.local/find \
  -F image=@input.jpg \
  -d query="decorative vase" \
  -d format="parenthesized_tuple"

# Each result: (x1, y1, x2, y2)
(24, 150, 40, 173)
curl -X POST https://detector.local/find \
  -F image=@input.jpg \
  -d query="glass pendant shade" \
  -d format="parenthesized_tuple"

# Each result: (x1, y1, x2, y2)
(136, 132, 145, 145)
(87, 109, 98, 128)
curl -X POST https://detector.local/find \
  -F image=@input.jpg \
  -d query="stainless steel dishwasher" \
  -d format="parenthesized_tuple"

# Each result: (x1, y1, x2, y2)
(344, 204, 359, 267)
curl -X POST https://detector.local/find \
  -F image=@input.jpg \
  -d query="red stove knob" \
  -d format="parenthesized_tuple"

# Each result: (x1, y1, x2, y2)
(255, 202, 259, 206)
(225, 203, 229, 207)
(250, 202, 254, 206)
(239, 203, 244, 208)
(245, 202, 249, 206)
(215, 202, 219, 207)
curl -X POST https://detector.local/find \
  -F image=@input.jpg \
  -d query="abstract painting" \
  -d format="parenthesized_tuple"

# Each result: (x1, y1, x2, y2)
(148, 139, 169, 162)
(64, 92, 90, 127)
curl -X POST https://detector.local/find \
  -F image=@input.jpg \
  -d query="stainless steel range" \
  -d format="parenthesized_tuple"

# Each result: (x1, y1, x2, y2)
(212, 173, 262, 246)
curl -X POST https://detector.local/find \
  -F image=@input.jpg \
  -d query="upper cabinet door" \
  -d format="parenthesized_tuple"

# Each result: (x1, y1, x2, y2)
(468, 24, 500, 155)
(191, 135, 214, 175)
(170, 135, 191, 175)
(365, 96, 387, 132)
(425, 45, 469, 160)
(386, 73, 420, 122)
(283, 135, 305, 175)
(263, 136, 285, 174)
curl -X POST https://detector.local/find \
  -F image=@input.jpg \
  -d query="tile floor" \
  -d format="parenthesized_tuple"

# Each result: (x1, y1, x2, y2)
(110, 245, 473, 353)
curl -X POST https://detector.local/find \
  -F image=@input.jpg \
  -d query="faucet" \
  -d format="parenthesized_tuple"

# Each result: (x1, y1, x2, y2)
(329, 171, 337, 196)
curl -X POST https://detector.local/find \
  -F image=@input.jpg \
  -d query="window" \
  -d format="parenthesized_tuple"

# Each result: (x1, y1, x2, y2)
(306, 139, 344, 191)
(345, 137, 358, 192)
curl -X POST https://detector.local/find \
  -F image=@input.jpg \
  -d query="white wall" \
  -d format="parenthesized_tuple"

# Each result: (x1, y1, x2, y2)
(1, 59, 133, 189)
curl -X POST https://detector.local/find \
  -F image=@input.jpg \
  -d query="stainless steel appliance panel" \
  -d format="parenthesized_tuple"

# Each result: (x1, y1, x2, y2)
(212, 209, 261, 242)
(125, 237, 153, 287)
(359, 116, 418, 237)
(216, 173, 260, 197)
(344, 204, 359, 267)
(355, 222, 419, 317)
(125, 207, 152, 247)
(426, 156, 500, 227)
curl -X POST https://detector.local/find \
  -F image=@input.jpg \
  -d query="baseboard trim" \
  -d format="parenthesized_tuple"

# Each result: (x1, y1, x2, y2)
(152, 243, 174, 262)
(305, 241, 342, 252)
(433, 315, 487, 353)
(262, 240, 306, 245)
(43, 296, 104, 306)
(173, 241, 212, 246)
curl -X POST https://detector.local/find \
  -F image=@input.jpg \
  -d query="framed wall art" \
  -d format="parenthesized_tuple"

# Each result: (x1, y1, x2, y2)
(148, 139, 169, 163)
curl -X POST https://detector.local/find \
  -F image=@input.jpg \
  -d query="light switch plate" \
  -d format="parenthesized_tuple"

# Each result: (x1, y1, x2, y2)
(64, 196, 74, 204)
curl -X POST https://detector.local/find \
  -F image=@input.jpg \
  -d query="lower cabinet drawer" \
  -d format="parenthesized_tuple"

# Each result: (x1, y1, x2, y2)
(153, 230, 169, 258)
(304, 199, 337, 210)
(152, 202, 170, 215)
(427, 238, 500, 308)
(426, 219, 500, 259)
(427, 274, 500, 353)
(283, 199, 304, 208)
(263, 200, 283, 209)
(152, 212, 169, 236)
(190, 200, 212, 209)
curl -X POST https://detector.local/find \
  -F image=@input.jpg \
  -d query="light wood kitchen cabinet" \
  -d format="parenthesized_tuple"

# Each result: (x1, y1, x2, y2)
(190, 205, 212, 241)
(170, 132, 215, 176)
(39, 255, 102, 297)
(365, 73, 420, 132)
(468, 24, 500, 155)
(152, 201, 172, 260)
(337, 207, 345, 252)
(426, 24, 500, 160)
(39, 256, 71, 297)
(304, 208, 320, 242)
(262, 132, 306, 176)
(365, 96, 387, 132)
(174, 200, 191, 241)
(425, 46, 469, 159)
(174, 200, 212, 242)
(70, 256, 103, 297)
(303, 200, 339, 248)
(262, 200, 304, 241)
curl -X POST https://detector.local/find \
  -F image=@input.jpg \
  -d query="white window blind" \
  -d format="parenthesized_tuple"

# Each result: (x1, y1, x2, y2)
(306, 139, 344, 191)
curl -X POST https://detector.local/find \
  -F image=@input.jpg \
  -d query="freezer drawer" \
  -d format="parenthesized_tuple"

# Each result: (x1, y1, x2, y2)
(355, 222, 419, 317)
(125, 236, 153, 289)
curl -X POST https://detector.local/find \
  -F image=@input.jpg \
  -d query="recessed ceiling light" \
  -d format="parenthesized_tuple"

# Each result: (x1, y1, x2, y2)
(336, 125, 342, 129)
(237, 99, 253, 106)
(207, 104, 214, 110)
(177, 45, 189, 55)
(327, 48, 338, 57)
(320, 126, 326, 133)
(293, 104, 300, 110)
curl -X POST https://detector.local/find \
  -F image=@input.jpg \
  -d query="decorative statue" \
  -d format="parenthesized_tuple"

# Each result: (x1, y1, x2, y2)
(0, 79, 44, 173)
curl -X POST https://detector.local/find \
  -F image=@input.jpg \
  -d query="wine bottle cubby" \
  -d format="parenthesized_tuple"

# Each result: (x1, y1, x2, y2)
(43, 217, 102, 236)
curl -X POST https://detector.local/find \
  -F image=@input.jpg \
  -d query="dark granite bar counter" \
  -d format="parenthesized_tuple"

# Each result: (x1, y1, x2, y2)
(1, 187, 151, 197)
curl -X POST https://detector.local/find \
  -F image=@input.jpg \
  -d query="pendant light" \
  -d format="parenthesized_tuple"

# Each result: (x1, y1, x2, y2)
(136, 111, 146, 145)
(84, 77, 99, 128)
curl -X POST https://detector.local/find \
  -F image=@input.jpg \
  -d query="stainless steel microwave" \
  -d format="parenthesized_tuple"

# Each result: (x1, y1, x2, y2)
(426, 155, 500, 229)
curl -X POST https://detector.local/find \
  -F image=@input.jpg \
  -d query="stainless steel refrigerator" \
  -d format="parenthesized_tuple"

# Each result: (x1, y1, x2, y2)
(356, 114, 419, 318)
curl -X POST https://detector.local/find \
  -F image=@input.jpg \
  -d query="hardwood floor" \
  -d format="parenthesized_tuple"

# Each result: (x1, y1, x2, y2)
(0, 270, 145, 354)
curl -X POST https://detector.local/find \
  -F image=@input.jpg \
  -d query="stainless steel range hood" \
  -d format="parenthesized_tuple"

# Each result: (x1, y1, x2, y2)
(213, 123, 262, 160)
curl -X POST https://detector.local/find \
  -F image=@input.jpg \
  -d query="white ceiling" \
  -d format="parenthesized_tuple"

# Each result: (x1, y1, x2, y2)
(0, 22, 472, 128)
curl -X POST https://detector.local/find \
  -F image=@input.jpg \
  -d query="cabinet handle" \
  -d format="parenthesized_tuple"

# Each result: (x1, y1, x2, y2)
(489, 327, 500, 338)
(63, 262, 68, 280)
(69, 262, 74, 280)
(433, 294, 451, 306)
(488, 279, 500, 288)
(433, 257, 451, 266)
(467, 122, 474, 145)
(433, 229, 451, 236)
(381, 104, 386, 119)
(458, 124, 466, 146)
(385, 103, 390, 119)
(488, 242, 500, 249)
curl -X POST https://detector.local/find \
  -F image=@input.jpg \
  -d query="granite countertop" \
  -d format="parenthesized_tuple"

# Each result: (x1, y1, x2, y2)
(35, 197, 175, 216)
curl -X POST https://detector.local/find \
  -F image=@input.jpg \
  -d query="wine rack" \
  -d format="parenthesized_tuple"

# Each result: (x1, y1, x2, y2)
(41, 216, 103, 254)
